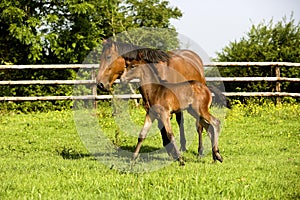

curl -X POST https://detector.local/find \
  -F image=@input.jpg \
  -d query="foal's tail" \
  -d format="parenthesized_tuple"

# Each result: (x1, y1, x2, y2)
(207, 85, 231, 109)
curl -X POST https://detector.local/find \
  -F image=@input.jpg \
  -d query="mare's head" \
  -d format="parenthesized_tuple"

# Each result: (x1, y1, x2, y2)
(96, 40, 126, 91)
(97, 40, 170, 91)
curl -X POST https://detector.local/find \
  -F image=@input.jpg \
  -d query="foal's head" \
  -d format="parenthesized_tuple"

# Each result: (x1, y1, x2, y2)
(121, 63, 161, 85)
(120, 64, 143, 84)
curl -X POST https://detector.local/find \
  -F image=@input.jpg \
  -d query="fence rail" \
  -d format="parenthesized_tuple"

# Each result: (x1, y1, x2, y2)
(0, 80, 95, 85)
(1, 77, 299, 86)
(0, 64, 97, 69)
(0, 62, 299, 101)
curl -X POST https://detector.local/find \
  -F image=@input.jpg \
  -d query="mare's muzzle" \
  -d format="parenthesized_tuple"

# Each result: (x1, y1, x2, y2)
(97, 82, 109, 92)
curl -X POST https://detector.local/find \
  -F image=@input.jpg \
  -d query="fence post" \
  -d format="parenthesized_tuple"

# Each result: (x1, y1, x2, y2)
(91, 67, 97, 109)
(275, 66, 281, 104)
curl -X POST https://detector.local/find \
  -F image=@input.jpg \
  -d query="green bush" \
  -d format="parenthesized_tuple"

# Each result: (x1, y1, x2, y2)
(216, 15, 300, 102)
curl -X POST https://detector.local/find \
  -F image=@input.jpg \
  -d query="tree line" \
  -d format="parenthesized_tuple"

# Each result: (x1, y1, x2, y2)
(0, 0, 182, 64)
(215, 15, 300, 101)
(0, 0, 182, 111)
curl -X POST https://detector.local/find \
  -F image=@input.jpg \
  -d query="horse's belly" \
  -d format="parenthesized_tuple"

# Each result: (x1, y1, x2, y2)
(171, 88, 194, 111)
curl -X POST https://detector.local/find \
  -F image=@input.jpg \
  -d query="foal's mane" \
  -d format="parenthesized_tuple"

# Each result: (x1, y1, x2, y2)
(103, 40, 170, 63)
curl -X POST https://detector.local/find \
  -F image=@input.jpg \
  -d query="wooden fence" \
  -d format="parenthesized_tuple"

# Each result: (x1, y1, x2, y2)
(0, 62, 300, 102)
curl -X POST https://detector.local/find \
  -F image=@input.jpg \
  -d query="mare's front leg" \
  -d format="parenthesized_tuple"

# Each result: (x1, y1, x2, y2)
(157, 120, 170, 147)
(187, 109, 204, 157)
(132, 113, 154, 160)
(176, 112, 186, 152)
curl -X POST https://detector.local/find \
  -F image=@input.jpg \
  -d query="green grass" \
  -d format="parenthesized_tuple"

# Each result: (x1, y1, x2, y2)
(0, 102, 299, 199)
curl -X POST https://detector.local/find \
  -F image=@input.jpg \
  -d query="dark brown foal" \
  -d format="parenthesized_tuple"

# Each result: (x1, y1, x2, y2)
(121, 63, 223, 165)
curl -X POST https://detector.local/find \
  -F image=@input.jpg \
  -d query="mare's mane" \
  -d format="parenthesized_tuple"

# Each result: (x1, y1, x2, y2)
(103, 40, 170, 63)
(145, 63, 164, 83)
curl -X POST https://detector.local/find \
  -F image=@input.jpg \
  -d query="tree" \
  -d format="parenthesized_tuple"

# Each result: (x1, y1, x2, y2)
(0, 0, 182, 64)
(0, 0, 182, 111)
(216, 15, 300, 98)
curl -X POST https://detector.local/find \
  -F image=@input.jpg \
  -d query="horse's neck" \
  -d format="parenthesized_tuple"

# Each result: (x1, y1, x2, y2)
(139, 64, 161, 85)
(139, 83, 160, 110)
(138, 65, 162, 107)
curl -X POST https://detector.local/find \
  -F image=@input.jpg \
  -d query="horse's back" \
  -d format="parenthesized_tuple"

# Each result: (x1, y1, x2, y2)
(189, 80, 212, 108)
(167, 50, 206, 84)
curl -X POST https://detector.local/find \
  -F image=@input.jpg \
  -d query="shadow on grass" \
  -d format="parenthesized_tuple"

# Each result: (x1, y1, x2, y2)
(57, 145, 210, 165)
(118, 144, 162, 153)
(57, 144, 164, 161)
(57, 147, 91, 160)
(91, 144, 174, 165)
(92, 144, 165, 159)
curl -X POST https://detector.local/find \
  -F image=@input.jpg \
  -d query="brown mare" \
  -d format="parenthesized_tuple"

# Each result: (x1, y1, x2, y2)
(120, 63, 223, 164)
(97, 40, 206, 91)
(96, 39, 227, 156)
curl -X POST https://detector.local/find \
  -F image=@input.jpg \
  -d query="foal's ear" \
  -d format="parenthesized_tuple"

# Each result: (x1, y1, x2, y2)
(125, 60, 131, 68)
(102, 38, 114, 46)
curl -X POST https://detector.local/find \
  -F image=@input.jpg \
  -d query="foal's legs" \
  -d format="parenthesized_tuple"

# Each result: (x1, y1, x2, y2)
(176, 112, 186, 151)
(196, 119, 204, 157)
(161, 114, 184, 165)
(202, 115, 222, 163)
(132, 113, 154, 160)
(189, 108, 222, 162)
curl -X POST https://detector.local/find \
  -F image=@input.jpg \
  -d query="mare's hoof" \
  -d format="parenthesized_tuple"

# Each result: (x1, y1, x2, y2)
(198, 151, 204, 158)
(180, 147, 187, 152)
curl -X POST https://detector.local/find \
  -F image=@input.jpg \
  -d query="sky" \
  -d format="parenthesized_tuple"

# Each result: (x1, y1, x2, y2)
(169, 0, 300, 60)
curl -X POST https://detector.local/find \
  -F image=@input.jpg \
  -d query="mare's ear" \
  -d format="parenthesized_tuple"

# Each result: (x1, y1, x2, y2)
(111, 41, 117, 50)
(102, 38, 115, 47)
(102, 39, 109, 45)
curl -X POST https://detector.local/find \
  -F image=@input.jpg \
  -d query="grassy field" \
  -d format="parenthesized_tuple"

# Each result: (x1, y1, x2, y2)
(0, 101, 299, 199)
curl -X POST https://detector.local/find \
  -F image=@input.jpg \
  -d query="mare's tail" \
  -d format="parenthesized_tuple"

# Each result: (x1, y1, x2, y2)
(207, 85, 231, 109)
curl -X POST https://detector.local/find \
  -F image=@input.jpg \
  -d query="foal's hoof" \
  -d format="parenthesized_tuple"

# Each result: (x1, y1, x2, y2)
(216, 155, 223, 163)
(132, 153, 139, 161)
(178, 157, 185, 166)
(212, 150, 223, 163)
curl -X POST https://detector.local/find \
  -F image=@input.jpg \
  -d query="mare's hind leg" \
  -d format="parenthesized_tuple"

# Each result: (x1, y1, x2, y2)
(176, 112, 186, 151)
(187, 109, 205, 157)
(132, 113, 154, 160)
(196, 119, 204, 157)
(158, 120, 170, 147)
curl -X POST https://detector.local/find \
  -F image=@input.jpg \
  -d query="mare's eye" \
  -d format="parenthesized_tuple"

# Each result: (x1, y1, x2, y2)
(106, 55, 111, 60)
